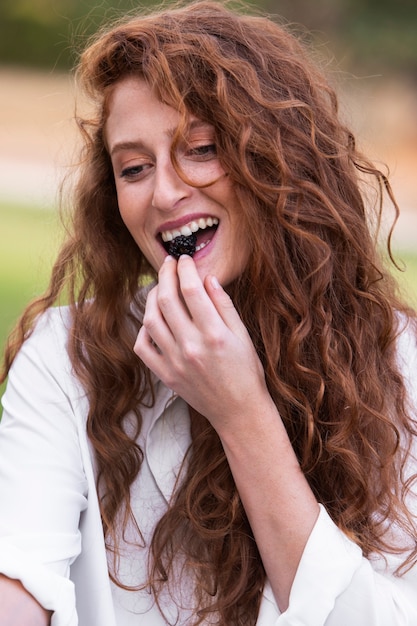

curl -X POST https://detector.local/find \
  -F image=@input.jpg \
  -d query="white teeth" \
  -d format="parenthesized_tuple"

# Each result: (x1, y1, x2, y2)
(180, 225, 192, 236)
(161, 217, 218, 242)
(195, 239, 211, 252)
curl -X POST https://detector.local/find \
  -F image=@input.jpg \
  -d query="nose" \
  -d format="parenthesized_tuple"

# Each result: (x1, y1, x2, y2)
(151, 157, 191, 212)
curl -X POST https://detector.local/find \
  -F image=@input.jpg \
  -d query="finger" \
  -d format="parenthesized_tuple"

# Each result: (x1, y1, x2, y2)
(140, 284, 176, 354)
(133, 324, 163, 371)
(157, 255, 215, 341)
(203, 274, 249, 334)
(157, 255, 192, 322)
(203, 274, 254, 344)
(134, 325, 182, 392)
(174, 255, 221, 328)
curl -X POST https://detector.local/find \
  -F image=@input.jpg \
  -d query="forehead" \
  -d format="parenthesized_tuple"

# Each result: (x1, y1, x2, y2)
(105, 76, 212, 150)
(107, 76, 179, 122)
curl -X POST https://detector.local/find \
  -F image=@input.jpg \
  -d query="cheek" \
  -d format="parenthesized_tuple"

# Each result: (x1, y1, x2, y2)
(117, 189, 143, 234)
(181, 160, 226, 187)
(118, 206, 135, 233)
(117, 193, 159, 268)
(206, 175, 238, 210)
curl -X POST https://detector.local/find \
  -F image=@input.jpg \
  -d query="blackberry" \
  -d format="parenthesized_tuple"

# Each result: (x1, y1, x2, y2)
(168, 233, 197, 259)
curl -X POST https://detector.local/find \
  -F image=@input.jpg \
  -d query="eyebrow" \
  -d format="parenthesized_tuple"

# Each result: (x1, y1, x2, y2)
(110, 140, 146, 157)
(109, 119, 213, 157)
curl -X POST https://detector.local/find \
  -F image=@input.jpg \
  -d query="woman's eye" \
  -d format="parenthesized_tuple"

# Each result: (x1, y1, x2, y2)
(187, 144, 217, 159)
(120, 163, 151, 180)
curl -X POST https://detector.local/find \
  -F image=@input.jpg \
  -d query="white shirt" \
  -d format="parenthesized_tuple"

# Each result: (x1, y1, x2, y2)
(0, 306, 416, 625)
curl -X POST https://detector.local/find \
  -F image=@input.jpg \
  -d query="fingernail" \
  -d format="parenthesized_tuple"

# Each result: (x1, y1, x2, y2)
(164, 255, 175, 263)
(210, 275, 220, 289)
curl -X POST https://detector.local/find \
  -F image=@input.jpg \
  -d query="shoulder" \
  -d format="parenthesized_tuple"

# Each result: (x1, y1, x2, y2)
(23, 305, 74, 375)
(31, 305, 73, 345)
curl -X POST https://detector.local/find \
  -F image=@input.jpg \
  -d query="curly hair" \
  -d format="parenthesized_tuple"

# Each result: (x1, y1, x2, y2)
(3, 1, 417, 623)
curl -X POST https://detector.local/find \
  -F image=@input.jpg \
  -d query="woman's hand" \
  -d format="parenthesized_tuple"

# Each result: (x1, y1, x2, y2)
(134, 254, 273, 435)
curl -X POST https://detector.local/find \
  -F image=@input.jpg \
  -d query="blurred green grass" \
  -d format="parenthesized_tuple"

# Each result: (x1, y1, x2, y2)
(0, 202, 62, 404)
(393, 250, 417, 310)
(1, 200, 417, 412)
(0, 202, 62, 346)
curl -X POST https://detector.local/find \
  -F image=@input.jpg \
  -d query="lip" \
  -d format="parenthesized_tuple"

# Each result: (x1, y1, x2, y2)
(156, 212, 218, 238)
(157, 212, 219, 258)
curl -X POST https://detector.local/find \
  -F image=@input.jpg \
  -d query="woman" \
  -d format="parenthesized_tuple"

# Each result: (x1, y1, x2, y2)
(0, 1, 416, 624)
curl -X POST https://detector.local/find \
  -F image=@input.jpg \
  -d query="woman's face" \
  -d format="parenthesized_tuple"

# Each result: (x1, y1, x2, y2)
(105, 76, 250, 286)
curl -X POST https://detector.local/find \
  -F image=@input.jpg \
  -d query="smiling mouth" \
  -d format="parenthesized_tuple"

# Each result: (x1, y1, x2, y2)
(160, 217, 219, 257)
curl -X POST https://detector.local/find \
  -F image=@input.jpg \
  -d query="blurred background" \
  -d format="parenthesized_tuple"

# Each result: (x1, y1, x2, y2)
(1, 0, 417, 360)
